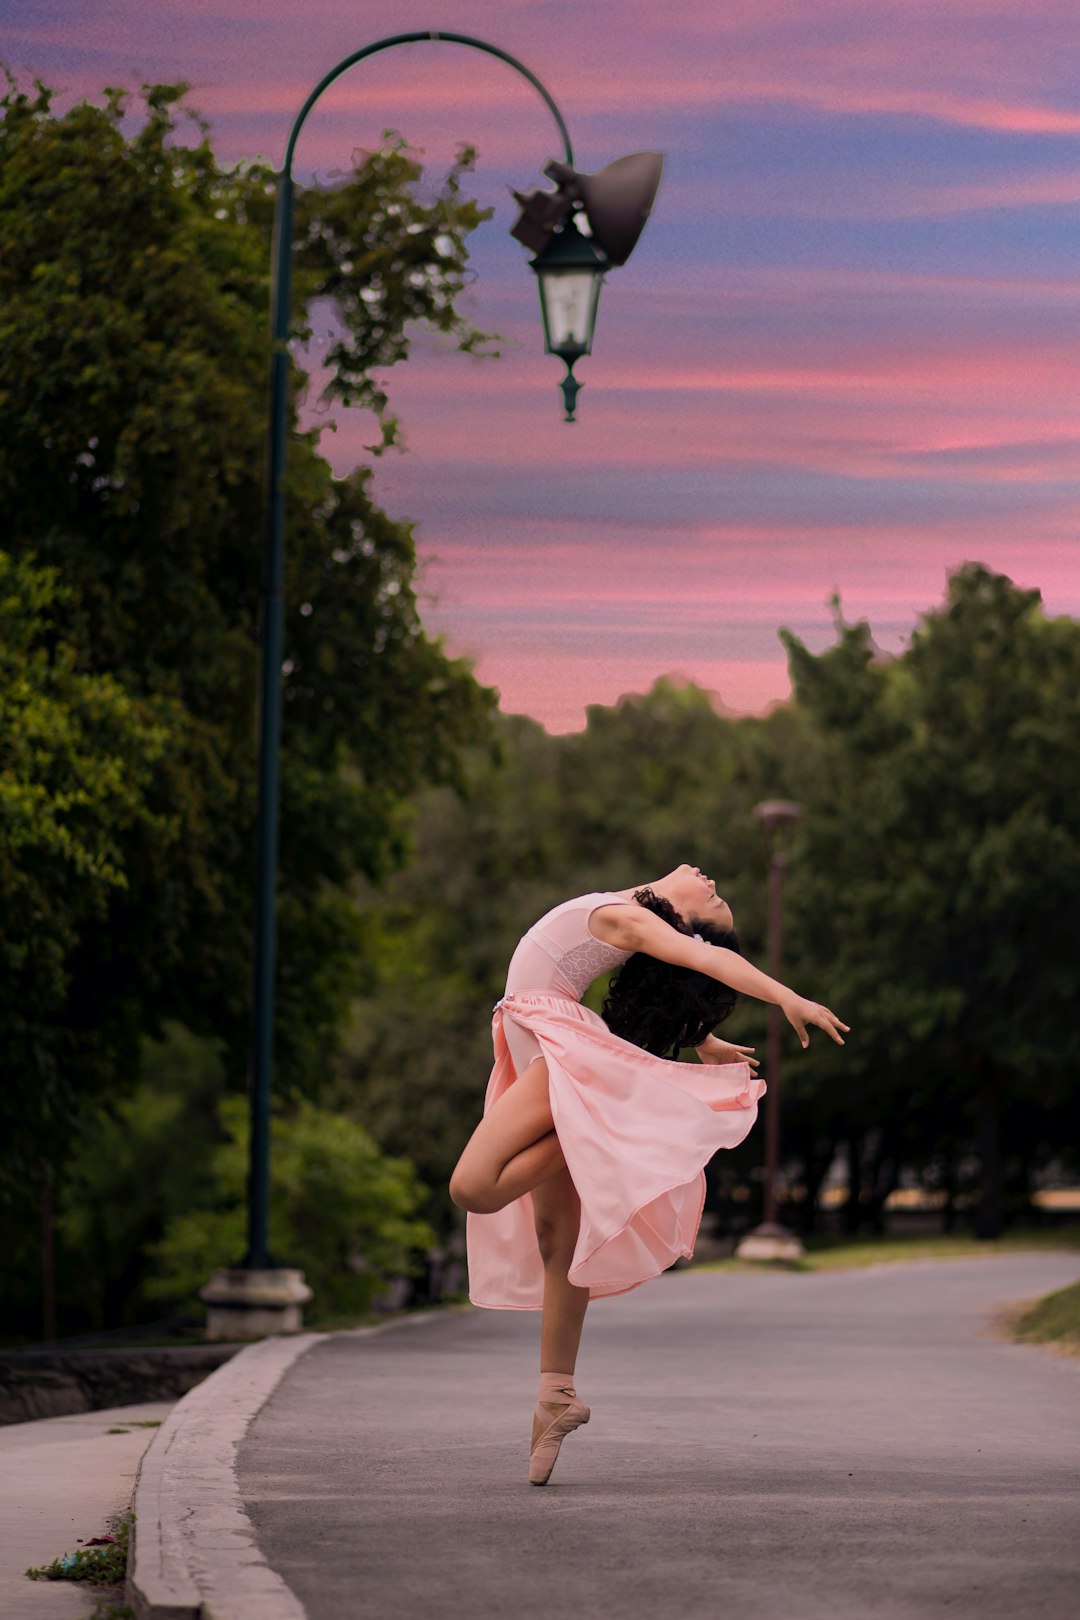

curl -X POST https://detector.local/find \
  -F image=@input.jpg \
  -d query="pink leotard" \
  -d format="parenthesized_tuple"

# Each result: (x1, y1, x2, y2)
(501, 891, 634, 1075)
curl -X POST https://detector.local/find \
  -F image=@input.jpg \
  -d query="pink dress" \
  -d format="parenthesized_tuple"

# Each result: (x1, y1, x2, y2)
(465, 891, 766, 1310)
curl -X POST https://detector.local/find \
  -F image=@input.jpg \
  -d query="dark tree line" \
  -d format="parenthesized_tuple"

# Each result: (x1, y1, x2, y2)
(0, 76, 496, 1335)
(341, 575, 1080, 1249)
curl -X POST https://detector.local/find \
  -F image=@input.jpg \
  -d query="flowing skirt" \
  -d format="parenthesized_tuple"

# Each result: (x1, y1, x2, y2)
(465, 990, 766, 1310)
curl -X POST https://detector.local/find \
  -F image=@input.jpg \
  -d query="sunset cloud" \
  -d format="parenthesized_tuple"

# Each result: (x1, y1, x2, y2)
(11, 1, 1080, 731)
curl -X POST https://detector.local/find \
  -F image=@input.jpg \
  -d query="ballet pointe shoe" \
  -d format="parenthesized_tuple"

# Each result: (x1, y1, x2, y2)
(529, 1372, 590, 1486)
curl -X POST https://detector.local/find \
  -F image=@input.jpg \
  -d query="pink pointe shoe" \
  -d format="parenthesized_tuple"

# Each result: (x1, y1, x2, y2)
(529, 1372, 590, 1486)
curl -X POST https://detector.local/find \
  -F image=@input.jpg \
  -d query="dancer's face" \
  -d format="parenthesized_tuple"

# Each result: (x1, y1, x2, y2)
(667, 864, 735, 932)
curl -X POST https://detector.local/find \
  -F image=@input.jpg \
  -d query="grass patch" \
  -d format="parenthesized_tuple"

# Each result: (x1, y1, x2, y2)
(800, 1229, 1080, 1272)
(27, 1510, 131, 1587)
(1012, 1279, 1080, 1353)
(26, 1509, 136, 1616)
(696, 1228, 1080, 1274)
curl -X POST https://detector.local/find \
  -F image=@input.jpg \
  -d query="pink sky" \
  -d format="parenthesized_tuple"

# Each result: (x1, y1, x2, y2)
(7, 0, 1079, 729)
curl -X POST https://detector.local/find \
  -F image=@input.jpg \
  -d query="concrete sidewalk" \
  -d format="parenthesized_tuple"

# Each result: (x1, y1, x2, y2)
(1, 1400, 173, 1619)
(239, 1254, 1080, 1620)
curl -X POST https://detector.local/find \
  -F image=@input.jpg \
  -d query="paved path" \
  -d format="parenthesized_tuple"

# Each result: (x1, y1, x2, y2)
(240, 1255, 1080, 1620)
(1, 1400, 173, 1619)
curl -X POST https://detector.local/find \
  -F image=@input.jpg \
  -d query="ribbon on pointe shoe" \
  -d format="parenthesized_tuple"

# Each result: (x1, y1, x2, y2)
(530, 1372, 590, 1486)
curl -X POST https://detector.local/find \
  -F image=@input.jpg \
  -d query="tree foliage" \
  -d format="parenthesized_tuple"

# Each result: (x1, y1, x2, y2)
(0, 550, 175, 1186)
(0, 73, 497, 1202)
(778, 564, 1080, 1233)
(338, 572, 1080, 1246)
(146, 1092, 434, 1319)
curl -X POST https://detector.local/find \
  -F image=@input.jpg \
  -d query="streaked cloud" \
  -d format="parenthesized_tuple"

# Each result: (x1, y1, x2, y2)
(9, 0, 1079, 730)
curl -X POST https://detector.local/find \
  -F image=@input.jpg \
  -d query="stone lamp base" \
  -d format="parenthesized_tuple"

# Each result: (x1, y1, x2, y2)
(200, 1267, 313, 1340)
(735, 1223, 805, 1262)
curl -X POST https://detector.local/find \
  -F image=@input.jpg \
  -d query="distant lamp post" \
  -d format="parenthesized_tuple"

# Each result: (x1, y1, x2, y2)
(201, 30, 664, 1341)
(736, 799, 806, 1263)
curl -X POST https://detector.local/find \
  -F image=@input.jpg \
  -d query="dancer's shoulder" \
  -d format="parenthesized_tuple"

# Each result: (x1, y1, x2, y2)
(530, 889, 631, 933)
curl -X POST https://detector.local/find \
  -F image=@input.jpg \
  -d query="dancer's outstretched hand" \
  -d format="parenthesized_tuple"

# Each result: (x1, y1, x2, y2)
(696, 1035, 760, 1071)
(782, 996, 849, 1049)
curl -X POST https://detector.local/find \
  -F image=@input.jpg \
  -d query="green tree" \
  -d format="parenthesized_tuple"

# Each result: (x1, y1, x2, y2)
(0, 73, 495, 1088)
(0, 550, 174, 1190)
(53, 1023, 225, 1332)
(147, 1094, 434, 1320)
(0, 73, 498, 1330)
(780, 565, 1080, 1236)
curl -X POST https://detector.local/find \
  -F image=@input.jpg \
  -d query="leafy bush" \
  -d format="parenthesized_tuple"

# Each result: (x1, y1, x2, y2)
(147, 1095, 434, 1317)
(54, 1022, 225, 1330)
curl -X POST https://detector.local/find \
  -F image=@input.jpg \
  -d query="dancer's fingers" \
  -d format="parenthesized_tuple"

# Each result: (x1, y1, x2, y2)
(818, 1008, 847, 1045)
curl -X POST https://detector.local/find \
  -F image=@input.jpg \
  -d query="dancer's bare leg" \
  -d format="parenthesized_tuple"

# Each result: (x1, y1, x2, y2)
(449, 1057, 566, 1212)
(531, 1167, 588, 1374)
(449, 1063, 591, 1483)
(529, 1167, 590, 1471)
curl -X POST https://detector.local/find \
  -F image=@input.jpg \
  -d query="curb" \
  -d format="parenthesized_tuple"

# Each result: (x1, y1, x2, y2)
(126, 1311, 450, 1620)
(128, 1331, 318, 1620)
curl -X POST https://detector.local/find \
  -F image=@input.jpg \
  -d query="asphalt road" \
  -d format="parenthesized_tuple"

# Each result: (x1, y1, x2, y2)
(240, 1254, 1080, 1620)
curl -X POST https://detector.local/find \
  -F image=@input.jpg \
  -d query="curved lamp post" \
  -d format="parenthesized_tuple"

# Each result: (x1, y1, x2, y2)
(735, 800, 806, 1264)
(202, 33, 663, 1337)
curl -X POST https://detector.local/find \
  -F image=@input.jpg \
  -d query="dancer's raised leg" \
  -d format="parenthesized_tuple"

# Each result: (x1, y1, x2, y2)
(449, 1057, 565, 1213)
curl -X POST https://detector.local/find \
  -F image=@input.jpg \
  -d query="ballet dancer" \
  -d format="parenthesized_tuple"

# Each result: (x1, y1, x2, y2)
(449, 864, 848, 1484)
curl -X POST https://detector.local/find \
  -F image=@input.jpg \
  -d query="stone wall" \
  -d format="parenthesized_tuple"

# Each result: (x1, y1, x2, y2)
(0, 1343, 243, 1425)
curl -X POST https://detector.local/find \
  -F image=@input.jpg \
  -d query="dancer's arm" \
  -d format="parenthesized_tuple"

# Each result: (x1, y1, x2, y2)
(593, 904, 849, 1049)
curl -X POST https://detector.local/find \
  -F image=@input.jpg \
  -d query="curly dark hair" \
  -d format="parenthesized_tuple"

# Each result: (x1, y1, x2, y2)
(600, 887, 741, 1058)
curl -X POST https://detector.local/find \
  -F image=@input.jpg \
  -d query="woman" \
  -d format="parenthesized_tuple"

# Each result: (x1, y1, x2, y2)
(449, 863, 848, 1485)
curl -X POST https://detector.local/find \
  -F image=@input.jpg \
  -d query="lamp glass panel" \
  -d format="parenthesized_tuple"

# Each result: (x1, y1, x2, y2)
(539, 269, 600, 353)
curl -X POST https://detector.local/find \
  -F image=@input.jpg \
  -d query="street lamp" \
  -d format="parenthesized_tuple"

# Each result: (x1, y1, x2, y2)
(511, 152, 665, 420)
(736, 799, 805, 1263)
(531, 219, 607, 422)
(201, 31, 663, 1339)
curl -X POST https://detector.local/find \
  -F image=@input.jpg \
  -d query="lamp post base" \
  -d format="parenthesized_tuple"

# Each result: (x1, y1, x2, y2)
(199, 1267, 313, 1340)
(735, 1222, 805, 1263)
